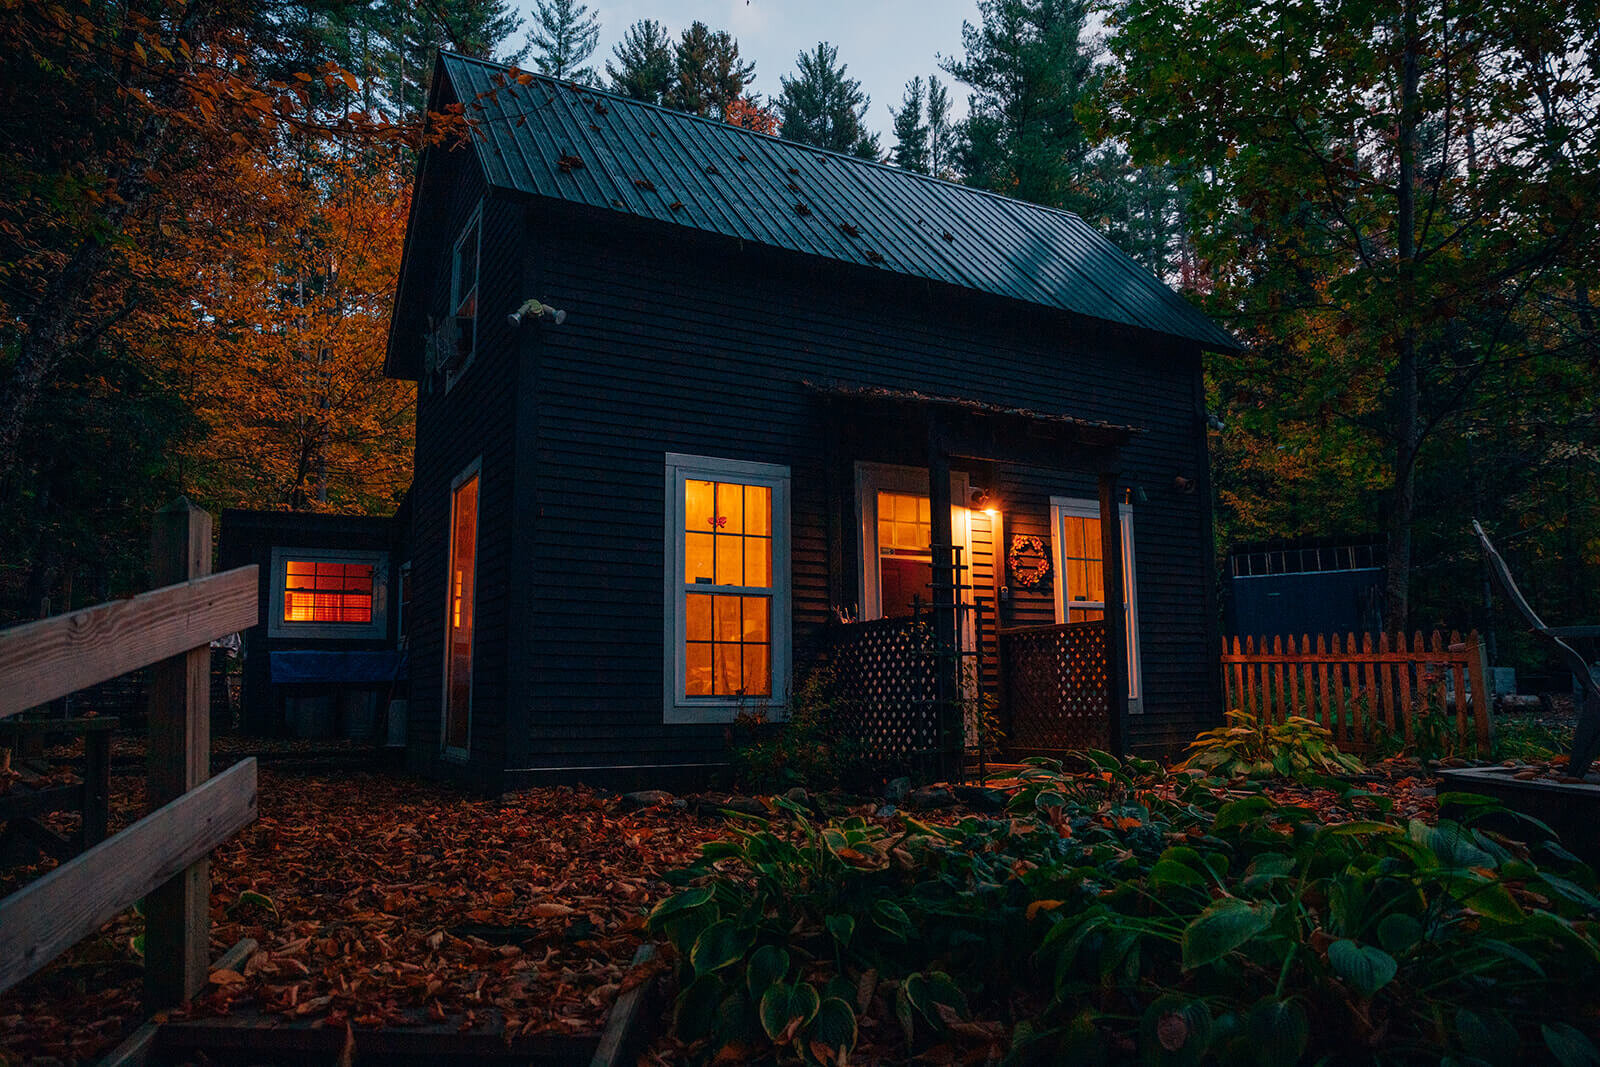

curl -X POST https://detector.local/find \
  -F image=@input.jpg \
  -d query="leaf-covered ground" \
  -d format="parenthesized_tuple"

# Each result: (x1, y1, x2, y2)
(0, 765, 725, 1065)
(0, 750, 1448, 1065)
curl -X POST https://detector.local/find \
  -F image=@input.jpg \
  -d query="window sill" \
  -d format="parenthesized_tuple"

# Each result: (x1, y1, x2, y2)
(665, 704, 787, 726)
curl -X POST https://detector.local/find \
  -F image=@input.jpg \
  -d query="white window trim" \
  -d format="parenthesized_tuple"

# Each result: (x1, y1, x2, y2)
(267, 547, 389, 641)
(441, 458, 482, 759)
(445, 203, 482, 392)
(853, 462, 974, 622)
(663, 453, 791, 724)
(1049, 496, 1143, 713)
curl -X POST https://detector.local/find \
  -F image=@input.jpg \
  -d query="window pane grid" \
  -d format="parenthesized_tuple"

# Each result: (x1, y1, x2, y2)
(684, 593, 771, 697)
(682, 476, 775, 700)
(283, 561, 374, 623)
(685, 480, 772, 589)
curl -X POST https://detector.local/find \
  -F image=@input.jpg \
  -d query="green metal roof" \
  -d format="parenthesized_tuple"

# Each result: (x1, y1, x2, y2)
(438, 52, 1239, 352)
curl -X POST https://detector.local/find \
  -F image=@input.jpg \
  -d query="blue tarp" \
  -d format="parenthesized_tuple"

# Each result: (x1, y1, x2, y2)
(270, 650, 406, 685)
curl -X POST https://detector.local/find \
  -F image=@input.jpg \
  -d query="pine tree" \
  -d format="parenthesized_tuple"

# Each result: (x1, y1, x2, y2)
(525, 0, 600, 84)
(925, 74, 956, 179)
(941, 0, 1104, 211)
(890, 77, 930, 173)
(776, 43, 881, 160)
(606, 19, 674, 104)
(666, 22, 756, 119)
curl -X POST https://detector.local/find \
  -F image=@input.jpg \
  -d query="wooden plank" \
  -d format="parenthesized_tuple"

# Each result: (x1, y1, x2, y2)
(0, 567, 257, 719)
(1356, 633, 1374, 747)
(1396, 631, 1414, 745)
(1449, 630, 1468, 746)
(1330, 634, 1349, 747)
(146, 498, 216, 1010)
(1270, 635, 1285, 724)
(1316, 634, 1332, 734)
(590, 944, 660, 1067)
(1284, 635, 1300, 719)
(0, 758, 257, 996)
(97, 1021, 161, 1067)
(210, 937, 259, 977)
(1242, 635, 1256, 720)
(1467, 630, 1492, 753)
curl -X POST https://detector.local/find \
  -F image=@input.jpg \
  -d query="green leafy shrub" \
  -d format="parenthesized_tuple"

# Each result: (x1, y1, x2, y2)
(728, 669, 865, 792)
(1182, 708, 1364, 780)
(650, 753, 1600, 1064)
(1492, 718, 1567, 763)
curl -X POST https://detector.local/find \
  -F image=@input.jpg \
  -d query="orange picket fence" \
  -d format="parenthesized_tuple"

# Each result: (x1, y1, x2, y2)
(1220, 631, 1492, 755)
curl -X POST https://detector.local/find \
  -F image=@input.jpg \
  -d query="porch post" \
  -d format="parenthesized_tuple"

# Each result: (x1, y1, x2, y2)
(928, 415, 959, 780)
(1098, 471, 1130, 757)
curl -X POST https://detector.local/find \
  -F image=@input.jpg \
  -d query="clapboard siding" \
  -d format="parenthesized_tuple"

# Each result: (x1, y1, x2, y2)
(401, 146, 523, 789)
(473, 198, 1220, 774)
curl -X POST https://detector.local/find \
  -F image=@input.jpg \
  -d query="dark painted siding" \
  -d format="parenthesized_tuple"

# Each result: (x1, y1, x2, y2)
(218, 510, 403, 735)
(492, 200, 1218, 772)
(401, 141, 525, 788)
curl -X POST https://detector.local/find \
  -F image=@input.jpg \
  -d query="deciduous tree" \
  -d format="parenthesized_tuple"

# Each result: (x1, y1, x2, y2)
(1103, 0, 1600, 630)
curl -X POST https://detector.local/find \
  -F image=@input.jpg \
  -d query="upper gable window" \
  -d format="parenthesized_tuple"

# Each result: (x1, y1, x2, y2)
(447, 206, 481, 389)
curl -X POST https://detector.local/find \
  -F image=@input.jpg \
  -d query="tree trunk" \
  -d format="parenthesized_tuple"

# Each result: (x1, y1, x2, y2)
(1384, 0, 1422, 634)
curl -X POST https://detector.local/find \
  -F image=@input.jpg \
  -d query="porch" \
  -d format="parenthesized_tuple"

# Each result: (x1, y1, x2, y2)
(808, 383, 1141, 779)
(824, 610, 1117, 779)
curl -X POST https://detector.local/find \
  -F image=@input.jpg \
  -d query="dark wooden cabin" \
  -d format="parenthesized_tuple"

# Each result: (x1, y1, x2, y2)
(384, 54, 1241, 791)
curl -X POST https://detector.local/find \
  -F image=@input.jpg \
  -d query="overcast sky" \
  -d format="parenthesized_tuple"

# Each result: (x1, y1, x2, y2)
(515, 0, 983, 135)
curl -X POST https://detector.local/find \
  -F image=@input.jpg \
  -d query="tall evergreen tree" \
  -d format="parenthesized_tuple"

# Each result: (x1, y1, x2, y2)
(776, 42, 881, 160)
(941, 0, 1104, 211)
(666, 21, 756, 119)
(925, 74, 956, 179)
(525, 0, 600, 84)
(606, 18, 674, 104)
(890, 77, 930, 173)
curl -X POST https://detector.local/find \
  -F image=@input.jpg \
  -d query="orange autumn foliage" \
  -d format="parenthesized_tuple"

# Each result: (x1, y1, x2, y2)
(154, 151, 415, 513)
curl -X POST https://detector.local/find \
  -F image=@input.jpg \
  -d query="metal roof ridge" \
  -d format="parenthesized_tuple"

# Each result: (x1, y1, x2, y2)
(435, 52, 1109, 229)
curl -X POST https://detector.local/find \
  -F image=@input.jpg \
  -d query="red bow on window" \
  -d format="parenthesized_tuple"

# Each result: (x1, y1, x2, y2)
(708, 516, 727, 528)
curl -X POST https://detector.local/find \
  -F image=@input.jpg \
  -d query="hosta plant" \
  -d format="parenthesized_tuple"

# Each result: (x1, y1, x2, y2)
(1182, 709, 1364, 781)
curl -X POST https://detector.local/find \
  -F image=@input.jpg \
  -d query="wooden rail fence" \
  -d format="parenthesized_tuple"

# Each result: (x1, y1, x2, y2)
(1221, 631, 1492, 754)
(0, 499, 258, 1005)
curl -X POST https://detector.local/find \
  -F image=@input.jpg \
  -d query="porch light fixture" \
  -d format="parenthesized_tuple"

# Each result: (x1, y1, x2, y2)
(507, 298, 567, 327)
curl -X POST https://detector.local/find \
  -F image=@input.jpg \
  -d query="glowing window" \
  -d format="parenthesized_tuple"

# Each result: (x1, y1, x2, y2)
(282, 561, 375, 624)
(666, 455, 790, 722)
(684, 480, 773, 697)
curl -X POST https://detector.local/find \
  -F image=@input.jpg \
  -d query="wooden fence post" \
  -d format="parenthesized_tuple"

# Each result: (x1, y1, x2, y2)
(145, 498, 213, 1008)
(1468, 630, 1493, 754)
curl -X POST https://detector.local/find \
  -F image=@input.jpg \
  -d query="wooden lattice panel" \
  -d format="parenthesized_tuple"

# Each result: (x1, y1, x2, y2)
(1001, 621, 1112, 754)
(827, 618, 947, 772)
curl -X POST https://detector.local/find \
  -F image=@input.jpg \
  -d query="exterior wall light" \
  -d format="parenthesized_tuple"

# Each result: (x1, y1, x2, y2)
(507, 299, 567, 327)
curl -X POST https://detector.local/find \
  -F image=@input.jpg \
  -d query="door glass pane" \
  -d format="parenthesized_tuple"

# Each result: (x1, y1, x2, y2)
(446, 474, 479, 750)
